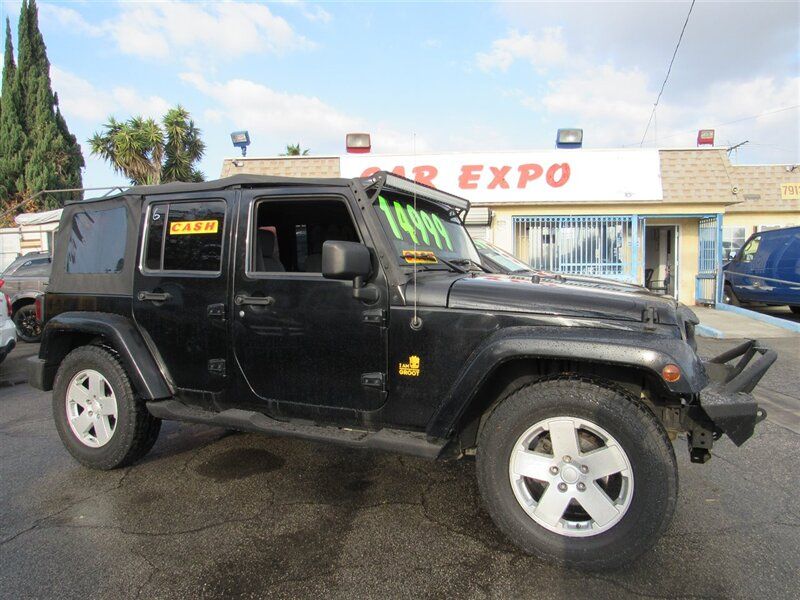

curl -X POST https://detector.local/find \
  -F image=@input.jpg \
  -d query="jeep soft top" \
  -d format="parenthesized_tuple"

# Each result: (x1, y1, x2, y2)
(31, 172, 775, 569)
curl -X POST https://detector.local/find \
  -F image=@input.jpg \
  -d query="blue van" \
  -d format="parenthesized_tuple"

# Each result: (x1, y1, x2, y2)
(723, 225, 800, 313)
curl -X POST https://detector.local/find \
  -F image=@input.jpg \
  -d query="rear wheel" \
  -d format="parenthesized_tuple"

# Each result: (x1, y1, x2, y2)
(53, 345, 161, 470)
(476, 378, 678, 570)
(13, 304, 41, 342)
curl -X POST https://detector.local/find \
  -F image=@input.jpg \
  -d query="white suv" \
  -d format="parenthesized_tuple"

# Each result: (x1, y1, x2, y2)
(0, 292, 17, 364)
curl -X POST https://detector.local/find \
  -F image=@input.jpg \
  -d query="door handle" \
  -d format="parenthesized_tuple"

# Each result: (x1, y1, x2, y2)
(235, 294, 275, 306)
(138, 291, 171, 302)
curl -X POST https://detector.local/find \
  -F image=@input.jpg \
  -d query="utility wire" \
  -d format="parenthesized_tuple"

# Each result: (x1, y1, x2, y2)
(623, 105, 800, 147)
(639, 0, 696, 146)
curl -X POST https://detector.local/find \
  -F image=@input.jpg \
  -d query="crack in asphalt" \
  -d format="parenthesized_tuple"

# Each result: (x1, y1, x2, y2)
(585, 572, 730, 600)
(0, 467, 132, 546)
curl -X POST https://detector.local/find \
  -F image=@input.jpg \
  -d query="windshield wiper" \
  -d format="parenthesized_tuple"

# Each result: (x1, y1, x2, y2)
(435, 258, 469, 273)
(450, 258, 488, 272)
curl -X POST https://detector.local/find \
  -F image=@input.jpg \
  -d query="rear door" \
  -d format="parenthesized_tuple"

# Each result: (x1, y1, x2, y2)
(133, 193, 232, 406)
(230, 189, 388, 415)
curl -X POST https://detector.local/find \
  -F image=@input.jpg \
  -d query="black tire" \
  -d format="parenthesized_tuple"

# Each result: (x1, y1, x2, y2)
(790, 306, 800, 315)
(13, 304, 42, 342)
(53, 345, 161, 470)
(476, 378, 678, 570)
(723, 284, 741, 307)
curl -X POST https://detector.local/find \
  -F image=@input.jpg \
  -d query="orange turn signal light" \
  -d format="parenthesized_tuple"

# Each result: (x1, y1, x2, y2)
(661, 364, 681, 383)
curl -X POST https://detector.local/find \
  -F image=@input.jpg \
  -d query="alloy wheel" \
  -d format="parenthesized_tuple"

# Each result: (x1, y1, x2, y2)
(65, 369, 119, 448)
(509, 416, 634, 537)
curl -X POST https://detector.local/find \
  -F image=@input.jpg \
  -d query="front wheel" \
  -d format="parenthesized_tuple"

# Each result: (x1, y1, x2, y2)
(723, 284, 741, 307)
(53, 345, 161, 470)
(476, 378, 678, 570)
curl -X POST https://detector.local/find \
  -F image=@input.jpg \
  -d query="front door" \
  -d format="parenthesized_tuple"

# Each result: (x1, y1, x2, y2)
(231, 190, 388, 414)
(133, 194, 231, 405)
(726, 233, 765, 302)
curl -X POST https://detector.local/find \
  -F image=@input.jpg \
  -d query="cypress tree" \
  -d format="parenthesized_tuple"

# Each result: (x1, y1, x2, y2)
(0, 18, 26, 208)
(17, 0, 83, 209)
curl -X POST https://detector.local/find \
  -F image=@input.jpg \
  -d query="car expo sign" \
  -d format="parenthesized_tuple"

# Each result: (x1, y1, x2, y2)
(340, 149, 663, 203)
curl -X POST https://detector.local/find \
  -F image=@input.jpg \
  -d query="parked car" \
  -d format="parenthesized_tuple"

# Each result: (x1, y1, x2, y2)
(474, 238, 538, 274)
(475, 238, 651, 294)
(0, 251, 50, 342)
(0, 291, 17, 364)
(30, 173, 776, 569)
(723, 225, 800, 313)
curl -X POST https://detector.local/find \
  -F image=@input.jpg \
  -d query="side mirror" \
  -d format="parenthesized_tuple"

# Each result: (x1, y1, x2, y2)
(728, 250, 737, 260)
(322, 241, 372, 281)
(322, 241, 379, 303)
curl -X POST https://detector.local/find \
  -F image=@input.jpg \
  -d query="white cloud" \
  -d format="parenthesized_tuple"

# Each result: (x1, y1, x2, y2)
(477, 7, 799, 162)
(280, 1, 333, 24)
(40, 4, 103, 37)
(51, 66, 171, 122)
(476, 28, 568, 73)
(41, 1, 315, 63)
(179, 73, 429, 154)
(528, 60, 799, 152)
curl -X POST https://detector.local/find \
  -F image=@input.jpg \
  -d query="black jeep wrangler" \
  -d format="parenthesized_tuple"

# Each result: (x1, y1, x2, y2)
(30, 173, 775, 569)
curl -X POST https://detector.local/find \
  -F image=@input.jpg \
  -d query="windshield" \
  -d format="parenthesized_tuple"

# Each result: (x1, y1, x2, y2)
(473, 239, 531, 273)
(373, 191, 481, 267)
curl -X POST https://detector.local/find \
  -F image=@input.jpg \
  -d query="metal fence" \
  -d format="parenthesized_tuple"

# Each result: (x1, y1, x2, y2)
(696, 215, 722, 305)
(512, 216, 642, 283)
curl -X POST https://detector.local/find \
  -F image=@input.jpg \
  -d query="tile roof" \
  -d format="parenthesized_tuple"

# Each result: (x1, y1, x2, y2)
(659, 149, 736, 204)
(727, 163, 800, 213)
(659, 149, 799, 212)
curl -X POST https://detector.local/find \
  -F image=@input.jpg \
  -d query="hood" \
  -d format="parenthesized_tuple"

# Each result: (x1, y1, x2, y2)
(446, 272, 681, 325)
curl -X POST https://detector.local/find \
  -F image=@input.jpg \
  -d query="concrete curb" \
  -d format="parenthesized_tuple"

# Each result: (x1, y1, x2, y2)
(696, 324, 725, 338)
(715, 303, 800, 333)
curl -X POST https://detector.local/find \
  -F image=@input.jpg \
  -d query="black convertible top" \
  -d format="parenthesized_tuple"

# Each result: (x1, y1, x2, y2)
(75, 173, 354, 204)
(73, 172, 471, 213)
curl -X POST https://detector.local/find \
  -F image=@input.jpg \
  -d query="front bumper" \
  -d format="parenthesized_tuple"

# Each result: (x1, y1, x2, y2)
(698, 340, 776, 447)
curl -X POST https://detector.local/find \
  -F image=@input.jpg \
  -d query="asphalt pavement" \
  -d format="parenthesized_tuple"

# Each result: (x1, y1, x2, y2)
(1, 340, 799, 599)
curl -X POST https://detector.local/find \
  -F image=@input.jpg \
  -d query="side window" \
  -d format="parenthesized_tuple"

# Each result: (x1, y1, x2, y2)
(66, 207, 127, 274)
(15, 258, 51, 277)
(740, 235, 761, 263)
(143, 200, 225, 273)
(251, 199, 359, 274)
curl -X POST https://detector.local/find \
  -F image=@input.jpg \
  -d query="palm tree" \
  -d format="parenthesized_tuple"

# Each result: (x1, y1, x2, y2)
(281, 143, 309, 156)
(89, 105, 205, 185)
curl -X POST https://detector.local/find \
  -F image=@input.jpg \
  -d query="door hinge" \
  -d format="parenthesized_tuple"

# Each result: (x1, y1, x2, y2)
(361, 372, 385, 390)
(208, 358, 226, 377)
(207, 303, 226, 319)
(643, 306, 657, 331)
(362, 308, 386, 326)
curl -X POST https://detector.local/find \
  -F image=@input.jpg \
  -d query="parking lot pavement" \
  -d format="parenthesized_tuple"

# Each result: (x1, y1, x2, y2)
(1, 346, 799, 599)
(0, 341, 38, 387)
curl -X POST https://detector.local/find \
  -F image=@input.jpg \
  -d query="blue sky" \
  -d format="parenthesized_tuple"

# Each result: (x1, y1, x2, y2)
(1, 1, 798, 190)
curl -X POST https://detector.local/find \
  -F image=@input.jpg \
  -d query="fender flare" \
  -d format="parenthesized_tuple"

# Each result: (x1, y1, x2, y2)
(426, 325, 708, 439)
(37, 311, 172, 399)
(10, 291, 41, 310)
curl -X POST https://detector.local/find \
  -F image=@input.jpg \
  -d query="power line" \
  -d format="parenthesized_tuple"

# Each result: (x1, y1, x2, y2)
(639, 0, 696, 146)
(624, 105, 800, 147)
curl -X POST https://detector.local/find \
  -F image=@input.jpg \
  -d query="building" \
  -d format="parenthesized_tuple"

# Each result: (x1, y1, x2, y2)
(220, 147, 797, 307)
(0, 208, 60, 270)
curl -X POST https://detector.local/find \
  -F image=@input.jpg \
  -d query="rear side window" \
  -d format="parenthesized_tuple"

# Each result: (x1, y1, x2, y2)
(15, 258, 51, 277)
(66, 207, 127, 274)
(143, 200, 225, 273)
